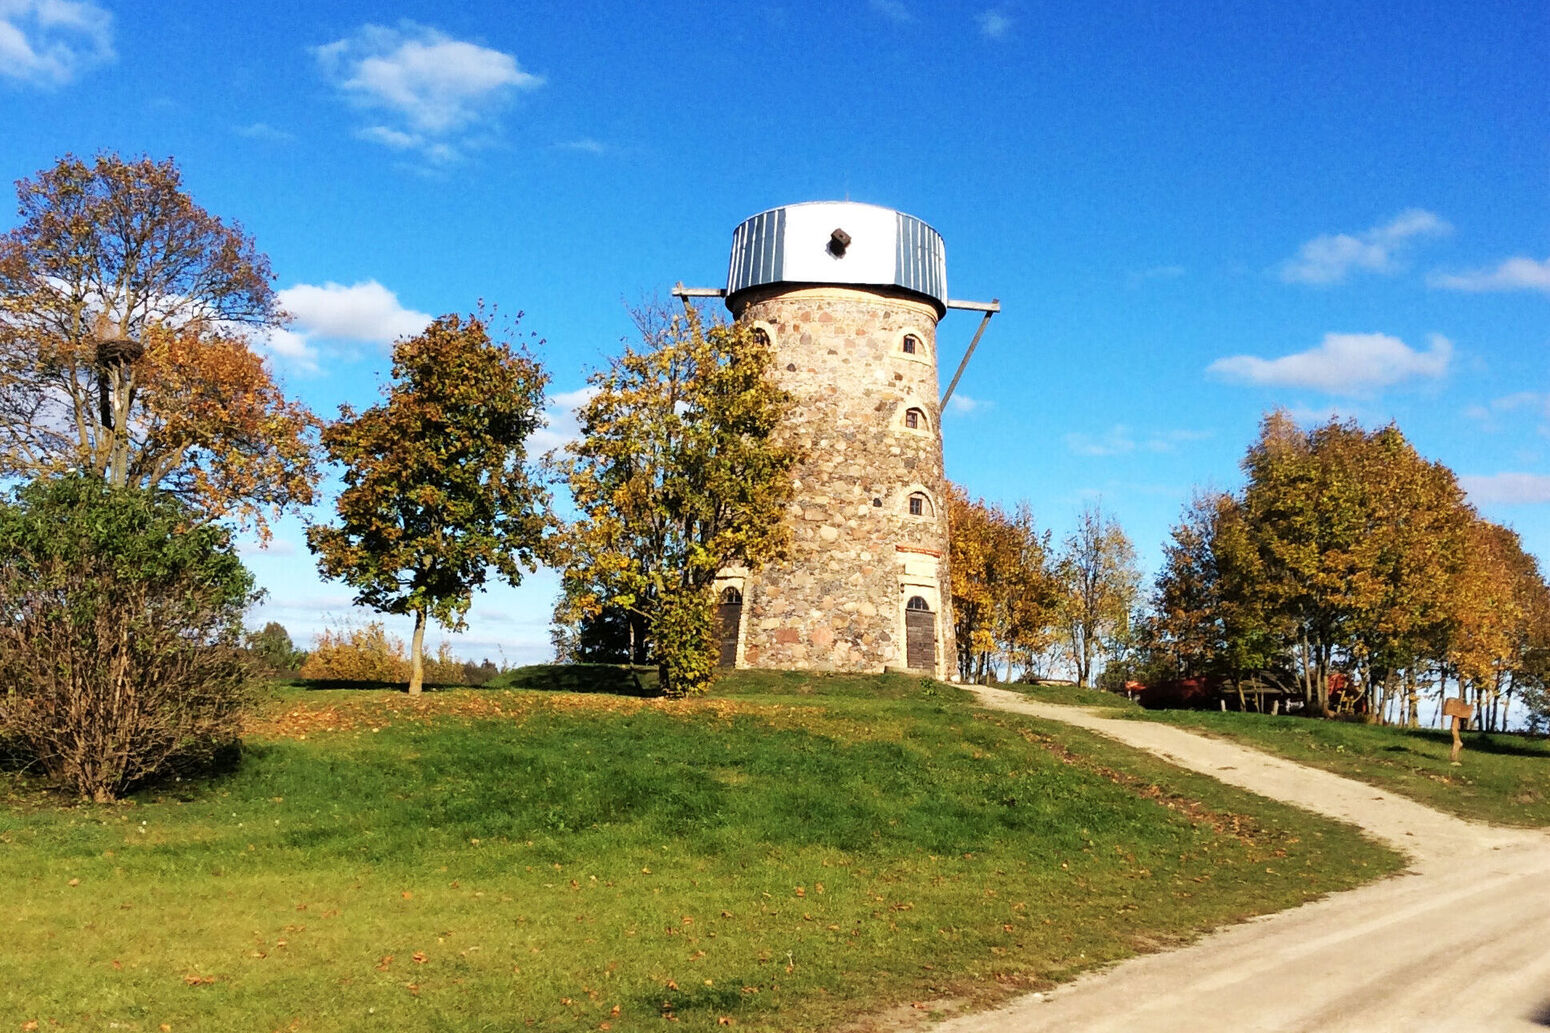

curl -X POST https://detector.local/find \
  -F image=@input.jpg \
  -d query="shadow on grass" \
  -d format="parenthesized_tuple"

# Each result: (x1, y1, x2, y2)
(486, 664, 662, 697)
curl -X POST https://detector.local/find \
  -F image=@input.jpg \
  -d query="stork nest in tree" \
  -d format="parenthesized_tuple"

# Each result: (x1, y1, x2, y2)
(95, 335, 144, 366)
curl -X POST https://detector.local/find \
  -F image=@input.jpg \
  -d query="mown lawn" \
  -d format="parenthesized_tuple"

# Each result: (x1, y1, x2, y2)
(1002, 682, 1143, 711)
(1132, 709, 1550, 827)
(1, 671, 1400, 1031)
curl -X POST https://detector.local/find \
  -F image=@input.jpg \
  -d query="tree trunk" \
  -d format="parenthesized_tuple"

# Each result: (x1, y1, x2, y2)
(409, 606, 427, 695)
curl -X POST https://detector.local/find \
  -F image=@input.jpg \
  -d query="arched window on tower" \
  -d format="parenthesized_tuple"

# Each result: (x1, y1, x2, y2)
(908, 492, 930, 517)
(902, 334, 920, 355)
(904, 407, 925, 430)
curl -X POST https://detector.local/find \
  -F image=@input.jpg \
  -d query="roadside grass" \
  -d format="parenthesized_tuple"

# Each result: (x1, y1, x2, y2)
(1002, 682, 1143, 711)
(1131, 710, 1550, 827)
(1, 671, 1399, 1032)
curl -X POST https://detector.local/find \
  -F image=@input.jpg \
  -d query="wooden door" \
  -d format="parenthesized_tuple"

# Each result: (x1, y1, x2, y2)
(717, 587, 743, 667)
(905, 596, 935, 671)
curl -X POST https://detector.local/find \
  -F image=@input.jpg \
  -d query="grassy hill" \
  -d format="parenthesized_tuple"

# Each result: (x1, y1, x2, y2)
(0, 669, 1400, 1031)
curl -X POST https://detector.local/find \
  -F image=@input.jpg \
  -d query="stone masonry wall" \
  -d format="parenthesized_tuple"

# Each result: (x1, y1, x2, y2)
(726, 285, 958, 678)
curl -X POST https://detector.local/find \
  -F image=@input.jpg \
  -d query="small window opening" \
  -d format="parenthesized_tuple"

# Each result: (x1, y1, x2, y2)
(904, 408, 923, 430)
(908, 492, 927, 516)
(902, 334, 920, 355)
(720, 586, 743, 604)
(906, 595, 931, 612)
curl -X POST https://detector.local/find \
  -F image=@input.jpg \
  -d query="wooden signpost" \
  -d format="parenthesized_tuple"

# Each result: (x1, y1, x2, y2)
(1442, 697, 1474, 765)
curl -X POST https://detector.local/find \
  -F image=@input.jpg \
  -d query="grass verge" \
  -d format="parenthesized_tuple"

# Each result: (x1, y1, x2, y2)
(1, 671, 1400, 1031)
(1131, 709, 1550, 827)
(1001, 682, 1142, 711)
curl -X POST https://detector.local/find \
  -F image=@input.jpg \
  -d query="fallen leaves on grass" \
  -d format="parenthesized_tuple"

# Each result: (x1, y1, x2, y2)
(247, 692, 815, 741)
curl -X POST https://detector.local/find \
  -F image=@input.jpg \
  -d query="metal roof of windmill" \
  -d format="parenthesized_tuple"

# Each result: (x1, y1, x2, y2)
(724, 201, 948, 314)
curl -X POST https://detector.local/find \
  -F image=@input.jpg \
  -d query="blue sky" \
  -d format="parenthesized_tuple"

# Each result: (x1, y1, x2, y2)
(3, 0, 1547, 665)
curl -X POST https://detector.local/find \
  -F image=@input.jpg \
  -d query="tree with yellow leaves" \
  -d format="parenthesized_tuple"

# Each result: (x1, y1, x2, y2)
(551, 308, 799, 697)
(948, 484, 1057, 683)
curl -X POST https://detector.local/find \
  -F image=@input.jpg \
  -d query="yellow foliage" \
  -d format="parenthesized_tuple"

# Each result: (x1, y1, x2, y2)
(300, 622, 409, 682)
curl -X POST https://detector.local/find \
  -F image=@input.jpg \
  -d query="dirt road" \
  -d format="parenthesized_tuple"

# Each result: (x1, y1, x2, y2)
(939, 687, 1550, 1033)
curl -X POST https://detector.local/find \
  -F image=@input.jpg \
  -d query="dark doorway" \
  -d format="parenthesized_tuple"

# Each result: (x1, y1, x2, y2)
(905, 595, 935, 671)
(717, 587, 743, 667)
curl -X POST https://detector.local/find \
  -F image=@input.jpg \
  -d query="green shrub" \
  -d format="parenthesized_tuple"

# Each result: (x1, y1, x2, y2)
(0, 475, 258, 801)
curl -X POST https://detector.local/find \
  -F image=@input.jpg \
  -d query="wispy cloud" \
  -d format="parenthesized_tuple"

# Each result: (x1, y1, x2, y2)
(531, 385, 598, 454)
(1208, 332, 1452, 395)
(945, 392, 990, 416)
(1064, 424, 1210, 457)
(553, 137, 608, 155)
(870, 0, 913, 23)
(1463, 392, 1550, 434)
(262, 280, 432, 370)
(1277, 209, 1451, 285)
(1430, 256, 1550, 294)
(314, 22, 543, 164)
(238, 537, 299, 558)
(234, 121, 293, 142)
(0, 0, 113, 87)
(977, 9, 1012, 38)
(1458, 473, 1550, 506)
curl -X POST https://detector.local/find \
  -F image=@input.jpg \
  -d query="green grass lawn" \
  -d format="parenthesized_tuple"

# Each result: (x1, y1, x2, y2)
(1, 670, 1400, 1032)
(1001, 682, 1143, 711)
(1132, 709, 1550, 827)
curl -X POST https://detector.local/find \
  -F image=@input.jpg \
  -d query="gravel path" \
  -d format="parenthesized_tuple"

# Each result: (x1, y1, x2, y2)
(937, 686, 1550, 1033)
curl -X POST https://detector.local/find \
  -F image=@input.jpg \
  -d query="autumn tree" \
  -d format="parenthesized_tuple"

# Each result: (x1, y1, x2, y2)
(948, 484, 1057, 683)
(307, 311, 548, 694)
(0, 153, 317, 531)
(1055, 503, 1140, 687)
(1142, 412, 1550, 723)
(1446, 519, 1550, 730)
(552, 307, 799, 697)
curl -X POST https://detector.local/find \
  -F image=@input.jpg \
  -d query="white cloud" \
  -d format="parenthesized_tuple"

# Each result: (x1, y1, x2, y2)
(0, 0, 113, 87)
(530, 384, 598, 454)
(554, 137, 608, 155)
(870, 0, 913, 22)
(238, 537, 298, 558)
(945, 392, 990, 415)
(977, 9, 1012, 38)
(1429, 256, 1550, 294)
(1458, 473, 1550, 506)
(1065, 425, 1134, 457)
(281, 280, 431, 342)
(1278, 209, 1451, 285)
(314, 22, 543, 163)
(1065, 424, 1210, 456)
(234, 121, 293, 142)
(1208, 332, 1452, 395)
(1463, 392, 1550, 435)
(260, 280, 432, 369)
(357, 124, 419, 150)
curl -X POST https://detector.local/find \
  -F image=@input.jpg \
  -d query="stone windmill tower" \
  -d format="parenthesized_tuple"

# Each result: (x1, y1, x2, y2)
(676, 201, 997, 680)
